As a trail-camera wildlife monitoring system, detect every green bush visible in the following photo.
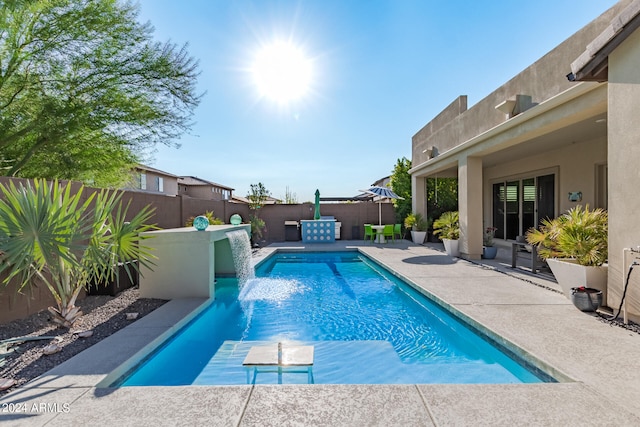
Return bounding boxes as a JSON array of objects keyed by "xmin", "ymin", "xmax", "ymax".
[{"xmin": 185, "ymin": 211, "xmax": 224, "ymax": 227}]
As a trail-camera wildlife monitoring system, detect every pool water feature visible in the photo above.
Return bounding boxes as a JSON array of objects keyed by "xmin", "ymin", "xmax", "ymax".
[
  {"xmin": 225, "ymin": 229, "xmax": 254, "ymax": 287},
  {"xmin": 117, "ymin": 252, "xmax": 548, "ymax": 386}
]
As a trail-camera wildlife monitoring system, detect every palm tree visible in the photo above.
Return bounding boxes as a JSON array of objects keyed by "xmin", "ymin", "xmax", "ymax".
[{"xmin": 0, "ymin": 179, "xmax": 156, "ymax": 327}]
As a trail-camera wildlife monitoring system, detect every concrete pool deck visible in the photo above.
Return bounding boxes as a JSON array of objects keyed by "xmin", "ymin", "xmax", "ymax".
[{"xmin": 2, "ymin": 240, "xmax": 640, "ymax": 426}]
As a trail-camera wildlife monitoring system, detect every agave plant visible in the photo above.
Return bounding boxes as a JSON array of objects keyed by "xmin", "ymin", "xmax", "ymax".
[
  {"xmin": 526, "ymin": 205, "xmax": 607, "ymax": 266},
  {"xmin": 0, "ymin": 179, "xmax": 156, "ymax": 328}
]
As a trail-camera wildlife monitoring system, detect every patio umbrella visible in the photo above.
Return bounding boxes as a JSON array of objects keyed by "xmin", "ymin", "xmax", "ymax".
[
  {"xmin": 359, "ymin": 186, "xmax": 404, "ymax": 225},
  {"xmin": 314, "ymin": 189, "xmax": 321, "ymax": 220}
]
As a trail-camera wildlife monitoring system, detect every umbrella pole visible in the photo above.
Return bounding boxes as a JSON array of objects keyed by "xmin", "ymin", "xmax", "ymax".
[{"xmin": 378, "ymin": 202, "xmax": 382, "ymax": 226}]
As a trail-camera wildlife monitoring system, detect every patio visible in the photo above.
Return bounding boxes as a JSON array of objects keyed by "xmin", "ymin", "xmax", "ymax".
[{"xmin": 1, "ymin": 240, "xmax": 639, "ymax": 426}]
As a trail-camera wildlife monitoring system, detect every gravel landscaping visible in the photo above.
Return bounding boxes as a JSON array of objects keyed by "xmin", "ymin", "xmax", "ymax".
[{"xmin": 0, "ymin": 287, "xmax": 167, "ymax": 395}]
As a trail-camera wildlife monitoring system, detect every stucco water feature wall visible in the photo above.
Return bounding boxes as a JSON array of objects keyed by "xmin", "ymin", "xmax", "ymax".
[{"xmin": 139, "ymin": 224, "xmax": 251, "ymax": 300}]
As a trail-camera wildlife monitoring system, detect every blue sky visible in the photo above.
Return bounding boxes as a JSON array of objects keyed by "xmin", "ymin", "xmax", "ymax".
[{"xmin": 136, "ymin": 0, "xmax": 618, "ymax": 202}]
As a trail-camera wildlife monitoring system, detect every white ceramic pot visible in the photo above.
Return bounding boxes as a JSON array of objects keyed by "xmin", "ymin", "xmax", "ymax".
[
  {"xmin": 411, "ymin": 231, "xmax": 427, "ymax": 244},
  {"xmin": 443, "ymin": 239, "xmax": 460, "ymax": 257}
]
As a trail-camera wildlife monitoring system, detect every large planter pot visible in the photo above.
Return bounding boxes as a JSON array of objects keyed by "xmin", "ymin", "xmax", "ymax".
[
  {"xmin": 482, "ymin": 246, "xmax": 498, "ymax": 259},
  {"xmin": 546, "ymin": 258, "xmax": 608, "ymax": 307},
  {"xmin": 410, "ymin": 230, "xmax": 427, "ymax": 244},
  {"xmin": 443, "ymin": 239, "xmax": 460, "ymax": 257}
]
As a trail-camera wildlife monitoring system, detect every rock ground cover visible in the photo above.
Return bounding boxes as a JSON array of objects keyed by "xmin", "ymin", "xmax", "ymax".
[{"xmin": 0, "ymin": 287, "xmax": 167, "ymax": 395}]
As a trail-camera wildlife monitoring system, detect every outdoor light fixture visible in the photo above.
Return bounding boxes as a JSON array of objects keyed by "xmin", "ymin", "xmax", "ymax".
[{"xmin": 568, "ymin": 191, "xmax": 583, "ymax": 202}]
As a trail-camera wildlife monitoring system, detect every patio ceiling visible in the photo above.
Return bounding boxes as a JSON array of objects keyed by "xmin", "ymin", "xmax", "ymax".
[{"xmin": 480, "ymin": 112, "xmax": 607, "ymax": 168}]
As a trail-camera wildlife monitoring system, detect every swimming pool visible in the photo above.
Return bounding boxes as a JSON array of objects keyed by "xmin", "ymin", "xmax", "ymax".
[{"xmin": 117, "ymin": 251, "xmax": 549, "ymax": 386}]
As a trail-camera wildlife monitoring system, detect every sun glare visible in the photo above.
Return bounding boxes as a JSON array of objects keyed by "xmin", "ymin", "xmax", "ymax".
[{"xmin": 251, "ymin": 41, "xmax": 312, "ymax": 104}]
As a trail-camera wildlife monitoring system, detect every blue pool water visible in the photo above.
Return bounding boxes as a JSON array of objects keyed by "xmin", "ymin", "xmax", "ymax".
[{"xmin": 118, "ymin": 251, "xmax": 547, "ymax": 385}]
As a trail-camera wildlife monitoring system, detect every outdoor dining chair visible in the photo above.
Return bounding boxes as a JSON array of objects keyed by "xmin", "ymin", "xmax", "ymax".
[
  {"xmin": 383, "ymin": 224, "xmax": 394, "ymax": 243},
  {"xmin": 364, "ymin": 224, "xmax": 375, "ymax": 243},
  {"xmin": 393, "ymin": 224, "xmax": 402, "ymax": 241}
]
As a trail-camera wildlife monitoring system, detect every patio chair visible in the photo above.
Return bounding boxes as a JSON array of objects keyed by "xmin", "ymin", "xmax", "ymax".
[
  {"xmin": 393, "ymin": 223, "xmax": 402, "ymax": 241},
  {"xmin": 383, "ymin": 224, "xmax": 394, "ymax": 243},
  {"xmin": 364, "ymin": 224, "xmax": 375, "ymax": 243}
]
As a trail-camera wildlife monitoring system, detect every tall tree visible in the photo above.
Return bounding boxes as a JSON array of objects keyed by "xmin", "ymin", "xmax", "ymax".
[
  {"xmin": 247, "ymin": 182, "xmax": 271, "ymax": 210},
  {"xmin": 390, "ymin": 157, "xmax": 412, "ymax": 226},
  {"xmin": 0, "ymin": 0, "xmax": 201, "ymax": 186}
]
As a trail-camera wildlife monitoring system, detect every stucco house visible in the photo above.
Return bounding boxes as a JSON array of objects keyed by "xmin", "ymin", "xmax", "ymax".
[
  {"xmin": 127, "ymin": 164, "xmax": 179, "ymax": 196},
  {"xmin": 178, "ymin": 176, "xmax": 234, "ymax": 201},
  {"xmin": 409, "ymin": 0, "xmax": 640, "ymax": 321}
]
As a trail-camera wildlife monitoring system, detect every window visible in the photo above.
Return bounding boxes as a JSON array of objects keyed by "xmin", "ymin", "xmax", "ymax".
[
  {"xmin": 492, "ymin": 173, "xmax": 555, "ymax": 240},
  {"xmin": 156, "ymin": 177, "xmax": 164, "ymax": 192},
  {"xmin": 140, "ymin": 173, "xmax": 146, "ymax": 190}
]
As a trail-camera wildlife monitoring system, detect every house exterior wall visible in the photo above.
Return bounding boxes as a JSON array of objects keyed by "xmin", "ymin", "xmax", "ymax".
[
  {"xmin": 411, "ymin": 2, "xmax": 628, "ymax": 167},
  {"xmin": 128, "ymin": 169, "xmax": 179, "ymax": 196},
  {"xmin": 183, "ymin": 185, "xmax": 214, "ymax": 200},
  {"xmin": 409, "ymin": 1, "xmax": 640, "ymax": 318},
  {"xmin": 607, "ymin": 26, "xmax": 640, "ymax": 320},
  {"xmin": 180, "ymin": 184, "xmax": 232, "ymax": 201},
  {"xmin": 482, "ymin": 135, "xmax": 607, "ymax": 225}
]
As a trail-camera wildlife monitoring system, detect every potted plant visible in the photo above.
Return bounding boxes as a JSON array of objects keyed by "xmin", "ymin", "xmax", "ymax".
[
  {"xmin": 482, "ymin": 226, "xmax": 498, "ymax": 259},
  {"xmin": 433, "ymin": 211, "xmax": 460, "ymax": 256},
  {"xmin": 526, "ymin": 205, "xmax": 608, "ymax": 305},
  {"xmin": 404, "ymin": 213, "xmax": 430, "ymax": 244}
]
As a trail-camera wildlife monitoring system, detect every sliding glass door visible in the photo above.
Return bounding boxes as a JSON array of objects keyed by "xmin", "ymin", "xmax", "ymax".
[{"xmin": 492, "ymin": 174, "xmax": 555, "ymax": 240}]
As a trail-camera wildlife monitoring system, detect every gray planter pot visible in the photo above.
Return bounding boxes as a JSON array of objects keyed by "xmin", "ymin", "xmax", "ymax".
[{"xmin": 570, "ymin": 287, "xmax": 603, "ymax": 312}]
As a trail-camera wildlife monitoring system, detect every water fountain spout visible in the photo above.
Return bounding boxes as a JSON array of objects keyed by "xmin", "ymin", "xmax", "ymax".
[{"xmin": 226, "ymin": 230, "xmax": 255, "ymax": 290}]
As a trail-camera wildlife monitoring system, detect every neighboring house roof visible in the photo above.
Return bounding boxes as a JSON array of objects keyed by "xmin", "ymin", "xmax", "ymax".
[
  {"xmin": 231, "ymin": 195, "xmax": 250, "ymax": 204},
  {"xmin": 136, "ymin": 164, "xmax": 179, "ymax": 178},
  {"xmin": 264, "ymin": 196, "xmax": 282, "ymax": 204},
  {"xmin": 569, "ymin": 0, "xmax": 640, "ymax": 82},
  {"xmin": 178, "ymin": 176, "xmax": 234, "ymax": 190},
  {"xmin": 232, "ymin": 195, "xmax": 282, "ymax": 204}
]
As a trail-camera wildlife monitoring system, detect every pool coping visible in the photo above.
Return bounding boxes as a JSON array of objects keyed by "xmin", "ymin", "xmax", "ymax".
[{"xmin": 2, "ymin": 240, "xmax": 640, "ymax": 426}]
